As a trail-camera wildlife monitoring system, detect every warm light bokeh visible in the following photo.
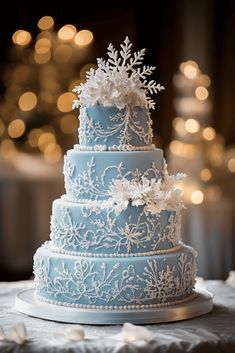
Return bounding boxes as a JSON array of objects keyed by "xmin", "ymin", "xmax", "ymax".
[
  {"xmin": 19, "ymin": 92, "xmax": 37, "ymax": 111},
  {"xmin": 8, "ymin": 119, "xmax": 25, "ymax": 138},
  {"xmin": 74, "ymin": 30, "xmax": 93, "ymax": 46},
  {"xmin": 58, "ymin": 25, "xmax": 76, "ymax": 41},
  {"xmin": 37, "ymin": 16, "xmax": 54, "ymax": 30},
  {"xmin": 191, "ymin": 190, "xmax": 204, "ymax": 204},
  {"xmin": 185, "ymin": 118, "xmax": 200, "ymax": 133},
  {"xmin": 12, "ymin": 30, "xmax": 31, "ymax": 46},
  {"xmin": 57, "ymin": 92, "xmax": 76, "ymax": 112}
]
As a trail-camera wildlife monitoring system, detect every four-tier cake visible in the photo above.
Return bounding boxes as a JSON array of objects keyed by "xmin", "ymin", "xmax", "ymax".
[{"xmin": 33, "ymin": 37, "xmax": 197, "ymax": 322}]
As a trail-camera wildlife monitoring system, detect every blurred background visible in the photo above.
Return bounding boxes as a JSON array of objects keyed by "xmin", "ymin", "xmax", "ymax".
[{"xmin": 0, "ymin": 0, "xmax": 234, "ymax": 281}]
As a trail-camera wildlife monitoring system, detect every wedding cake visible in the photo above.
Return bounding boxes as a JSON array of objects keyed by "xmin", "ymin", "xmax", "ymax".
[{"xmin": 33, "ymin": 37, "xmax": 197, "ymax": 322}]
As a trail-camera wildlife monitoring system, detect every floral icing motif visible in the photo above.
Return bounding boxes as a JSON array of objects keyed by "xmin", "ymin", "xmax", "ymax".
[
  {"xmin": 50, "ymin": 205, "xmax": 181, "ymax": 255},
  {"xmin": 63, "ymin": 155, "xmax": 162, "ymax": 201},
  {"xmin": 79, "ymin": 106, "xmax": 153, "ymax": 146},
  {"xmin": 34, "ymin": 252, "xmax": 196, "ymax": 306},
  {"xmin": 73, "ymin": 36, "xmax": 164, "ymax": 110},
  {"xmin": 109, "ymin": 160, "xmax": 186, "ymax": 215}
]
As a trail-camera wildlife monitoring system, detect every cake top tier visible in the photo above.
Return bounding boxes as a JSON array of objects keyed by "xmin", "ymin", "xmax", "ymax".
[{"xmin": 73, "ymin": 37, "xmax": 164, "ymax": 110}]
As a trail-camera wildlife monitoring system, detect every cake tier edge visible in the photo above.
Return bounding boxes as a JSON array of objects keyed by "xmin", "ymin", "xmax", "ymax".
[
  {"xmin": 50, "ymin": 198, "xmax": 182, "ymax": 255},
  {"xmin": 34, "ymin": 244, "xmax": 197, "ymax": 309}
]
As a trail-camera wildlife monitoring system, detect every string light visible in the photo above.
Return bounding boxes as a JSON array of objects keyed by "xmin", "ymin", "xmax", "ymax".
[
  {"xmin": 74, "ymin": 30, "xmax": 93, "ymax": 46},
  {"xmin": 195, "ymin": 86, "xmax": 209, "ymax": 100},
  {"xmin": 58, "ymin": 25, "xmax": 76, "ymax": 41},
  {"xmin": 227, "ymin": 158, "xmax": 235, "ymax": 172},
  {"xmin": 200, "ymin": 168, "xmax": 212, "ymax": 181},
  {"xmin": 12, "ymin": 30, "xmax": 31, "ymax": 46},
  {"xmin": 185, "ymin": 119, "xmax": 200, "ymax": 133},
  {"xmin": 57, "ymin": 92, "xmax": 76, "ymax": 112},
  {"xmin": 202, "ymin": 127, "xmax": 216, "ymax": 141},
  {"xmin": 8, "ymin": 119, "xmax": 25, "ymax": 138},
  {"xmin": 37, "ymin": 16, "xmax": 54, "ymax": 30},
  {"xmin": 19, "ymin": 92, "xmax": 37, "ymax": 111},
  {"xmin": 191, "ymin": 190, "xmax": 204, "ymax": 204}
]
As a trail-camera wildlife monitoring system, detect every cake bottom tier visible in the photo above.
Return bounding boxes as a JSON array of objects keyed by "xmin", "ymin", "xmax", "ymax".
[{"xmin": 34, "ymin": 244, "xmax": 197, "ymax": 309}]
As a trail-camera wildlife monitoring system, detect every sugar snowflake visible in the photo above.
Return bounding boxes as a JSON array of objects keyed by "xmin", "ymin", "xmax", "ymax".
[{"xmin": 73, "ymin": 36, "xmax": 164, "ymax": 110}]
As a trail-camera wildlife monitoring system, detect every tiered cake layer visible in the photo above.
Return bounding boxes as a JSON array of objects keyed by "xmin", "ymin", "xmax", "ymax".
[
  {"xmin": 78, "ymin": 105, "xmax": 153, "ymax": 149},
  {"xmin": 49, "ymin": 199, "xmax": 182, "ymax": 256},
  {"xmin": 63, "ymin": 149, "xmax": 163, "ymax": 201},
  {"xmin": 34, "ymin": 244, "xmax": 197, "ymax": 309}
]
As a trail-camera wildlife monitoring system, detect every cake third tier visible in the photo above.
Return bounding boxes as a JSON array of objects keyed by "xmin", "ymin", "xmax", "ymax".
[{"xmin": 49, "ymin": 198, "xmax": 182, "ymax": 256}]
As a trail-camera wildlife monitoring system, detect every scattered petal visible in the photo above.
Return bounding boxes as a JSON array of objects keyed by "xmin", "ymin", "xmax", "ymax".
[
  {"xmin": 64, "ymin": 325, "xmax": 85, "ymax": 341},
  {"xmin": 10, "ymin": 322, "xmax": 27, "ymax": 344}
]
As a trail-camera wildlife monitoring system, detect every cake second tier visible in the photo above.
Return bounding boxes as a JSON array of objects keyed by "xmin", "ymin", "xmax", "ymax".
[{"xmin": 64, "ymin": 148, "xmax": 163, "ymax": 201}]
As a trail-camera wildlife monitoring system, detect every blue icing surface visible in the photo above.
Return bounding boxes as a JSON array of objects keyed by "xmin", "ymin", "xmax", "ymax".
[
  {"xmin": 79, "ymin": 105, "xmax": 153, "ymax": 147},
  {"xmin": 34, "ymin": 245, "xmax": 196, "ymax": 307},
  {"xmin": 50, "ymin": 199, "xmax": 181, "ymax": 255},
  {"xmin": 64, "ymin": 149, "xmax": 163, "ymax": 200}
]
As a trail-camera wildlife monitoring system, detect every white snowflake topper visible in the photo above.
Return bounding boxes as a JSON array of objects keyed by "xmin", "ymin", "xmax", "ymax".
[{"xmin": 73, "ymin": 36, "xmax": 164, "ymax": 110}]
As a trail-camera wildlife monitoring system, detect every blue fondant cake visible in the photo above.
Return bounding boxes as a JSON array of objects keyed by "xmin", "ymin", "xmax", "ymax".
[{"xmin": 33, "ymin": 37, "xmax": 197, "ymax": 320}]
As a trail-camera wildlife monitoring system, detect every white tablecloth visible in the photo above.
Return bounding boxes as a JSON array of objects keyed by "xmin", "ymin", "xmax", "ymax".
[{"xmin": 0, "ymin": 280, "xmax": 235, "ymax": 352}]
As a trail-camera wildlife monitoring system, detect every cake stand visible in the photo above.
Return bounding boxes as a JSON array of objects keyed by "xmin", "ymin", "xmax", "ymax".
[{"xmin": 15, "ymin": 287, "xmax": 213, "ymax": 324}]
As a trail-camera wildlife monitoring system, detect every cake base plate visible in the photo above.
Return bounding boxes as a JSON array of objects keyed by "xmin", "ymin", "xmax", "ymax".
[{"xmin": 15, "ymin": 287, "xmax": 213, "ymax": 324}]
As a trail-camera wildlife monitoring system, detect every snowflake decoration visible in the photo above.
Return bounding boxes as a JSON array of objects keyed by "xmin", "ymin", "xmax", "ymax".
[{"xmin": 73, "ymin": 36, "xmax": 164, "ymax": 110}]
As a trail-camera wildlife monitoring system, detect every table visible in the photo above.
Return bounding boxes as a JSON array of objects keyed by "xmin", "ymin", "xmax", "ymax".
[{"xmin": 0, "ymin": 280, "xmax": 235, "ymax": 352}]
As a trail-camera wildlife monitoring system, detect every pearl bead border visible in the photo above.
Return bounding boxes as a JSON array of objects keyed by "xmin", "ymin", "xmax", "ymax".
[
  {"xmin": 74, "ymin": 144, "xmax": 156, "ymax": 152},
  {"xmin": 44, "ymin": 241, "xmax": 184, "ymax": 258},
  {"xmin": 36, "ymin": 291, "xmax": 198, "ymax": 310}
]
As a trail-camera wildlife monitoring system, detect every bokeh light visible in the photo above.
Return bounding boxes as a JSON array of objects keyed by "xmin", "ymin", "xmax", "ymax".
[
  {"xmin": 195, "ymin": 86, "xmax": 209, "ymax": 100},
  {"xmin": 202, "ymin": 127, "xmax": 216, "ymax": 141},
  {"xmin": 60, "ymin": 114, "xmax": 78, "ymax": 134},
  {"xmin": 200, "ymin": 168, "xmax": 212, "ymax": 181},
  {"xmin": 199, "ymin": 74, "xmax": 211, "ymax": 87},
  {"xmin": 8, "ymin": 119, "xmax": 25, "ymax": 138},
  {"xmin": 38, "ymin": 132, "xmax": 56, "ymax": 151},
  {"xmin": 74, "ymin": 30, "xmax": 93, "ymax": 46},
  {"xmin": 19, "ymin": 92, "xmax": 37, "ymax": 111},
  {"xmin": 28, "ymin": 128, "xmax": 43, "ymax": 147},
  {"xmin": 34, "ymin": 51, "xmax": 51, "ymax": 64},
  {"xmin": 54, "ymin": 44, "xmax": 73, "ymax": 63},
  {"xmin": 181, "ymin": 61, "xmax": 198, "ymax": 79},
  {"xmin": 12, "ymin": 30, "xmax": 31, "ymax": 46},
  {"xmin": 185, "ymin": 118, "xmax": 200, "ymax": 133},
  {"xmin": 0, "ymin": 139, "xmax": 16, "ymax": 159},
  {"xmin": 57, "ymin": 92, "xmax": 76, "ymax": 112},
  {"xmin": 0, "ymin": 119, "xmax": 5, "ymax": 136},
  {"xmin": 58, "ymin": 25, "xmax": 76, "ymax": 41},
  {"xmin": 35, "ymin": 38, "xmax": 51, "ymax": 54},
  {"xmin": 191, "ymin": 190, "xmax": 204, "ymax": 204},
  {"xmin": 227, "ymin": 158, "xmax": 235, "ymax": 172},
  {"xmin": 44, "ymin": 143, "xmax": 62, "ymax": 163},
  {"xmin": 172, "ymin": 117, "xmax": 187, "ymax": 136},
  {"xmin": 37, "ymin": 16, "xmax": 54, "ymax": 30}
]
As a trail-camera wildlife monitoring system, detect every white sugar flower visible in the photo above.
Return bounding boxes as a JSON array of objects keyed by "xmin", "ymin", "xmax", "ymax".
[{"xmin": 73, "ymin": 36, "xmax": 164, "ymax": 110}]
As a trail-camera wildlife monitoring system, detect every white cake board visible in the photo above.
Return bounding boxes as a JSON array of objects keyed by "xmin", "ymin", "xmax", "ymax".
[{"xmin": 15, "ymin": 287, "xmax": 213, "ymax": 325}]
